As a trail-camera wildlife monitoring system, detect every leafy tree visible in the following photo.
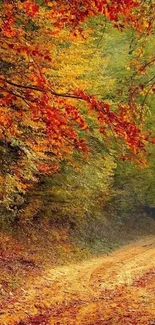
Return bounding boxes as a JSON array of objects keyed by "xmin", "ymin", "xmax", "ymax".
[
  {"xmin": 0, "ymin": 0, "xmax": 154, "ymax": 217},
  {"xmin": 18, "ymin": 142, "xmax": 116, "ymax": 227}
]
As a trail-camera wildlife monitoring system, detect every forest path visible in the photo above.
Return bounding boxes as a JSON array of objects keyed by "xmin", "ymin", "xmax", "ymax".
[{"xmin": 0, "ymin": 235, "xmax": 155, "ymax": 324}]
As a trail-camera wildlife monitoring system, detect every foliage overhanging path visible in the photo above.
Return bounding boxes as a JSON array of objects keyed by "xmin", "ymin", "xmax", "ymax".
[{"xmin": 0, "ymin": 0, "xmax": 155, "ymax": 215}]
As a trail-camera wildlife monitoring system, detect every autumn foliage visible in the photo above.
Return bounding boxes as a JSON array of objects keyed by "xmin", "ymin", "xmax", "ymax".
[{"xmin": 0, "ymin": 0, "xmax": 155, "ymax": 209}]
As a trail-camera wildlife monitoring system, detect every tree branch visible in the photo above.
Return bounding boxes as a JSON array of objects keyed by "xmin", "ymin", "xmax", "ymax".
[{"xmin": 0, "ymin": 78, "xmax": 85, "ymax": 101}]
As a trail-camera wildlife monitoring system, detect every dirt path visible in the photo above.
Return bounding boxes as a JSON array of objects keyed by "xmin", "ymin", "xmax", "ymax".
[{"xmin": 0, "ymin": 236, "xmax": 155, "ymax": 325}]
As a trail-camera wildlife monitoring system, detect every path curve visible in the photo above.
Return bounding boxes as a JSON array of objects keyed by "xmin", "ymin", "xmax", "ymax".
[{"xmin": 0, "ymin": 235, "xmax": 155, "ymax": 324}]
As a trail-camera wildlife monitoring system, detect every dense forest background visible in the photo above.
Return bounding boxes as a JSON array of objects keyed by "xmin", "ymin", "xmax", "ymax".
[
  {"xmin": 0, "ymin": 0, "xmax": 155, "ymax": 264},
  {"xmin": 1, "ymin": 3, "xmax": 155, "ymax": 324}
]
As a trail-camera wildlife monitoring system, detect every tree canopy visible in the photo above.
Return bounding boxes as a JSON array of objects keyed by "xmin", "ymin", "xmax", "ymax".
[{"xmin": 0, "ymin": 0, "xmax": 155, "ymax": 213}]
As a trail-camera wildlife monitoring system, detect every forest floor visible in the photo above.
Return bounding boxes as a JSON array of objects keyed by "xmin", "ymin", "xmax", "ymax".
[{"xmin": 0, "ymin": 235, "xmax": 155, "ymax": 325}]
